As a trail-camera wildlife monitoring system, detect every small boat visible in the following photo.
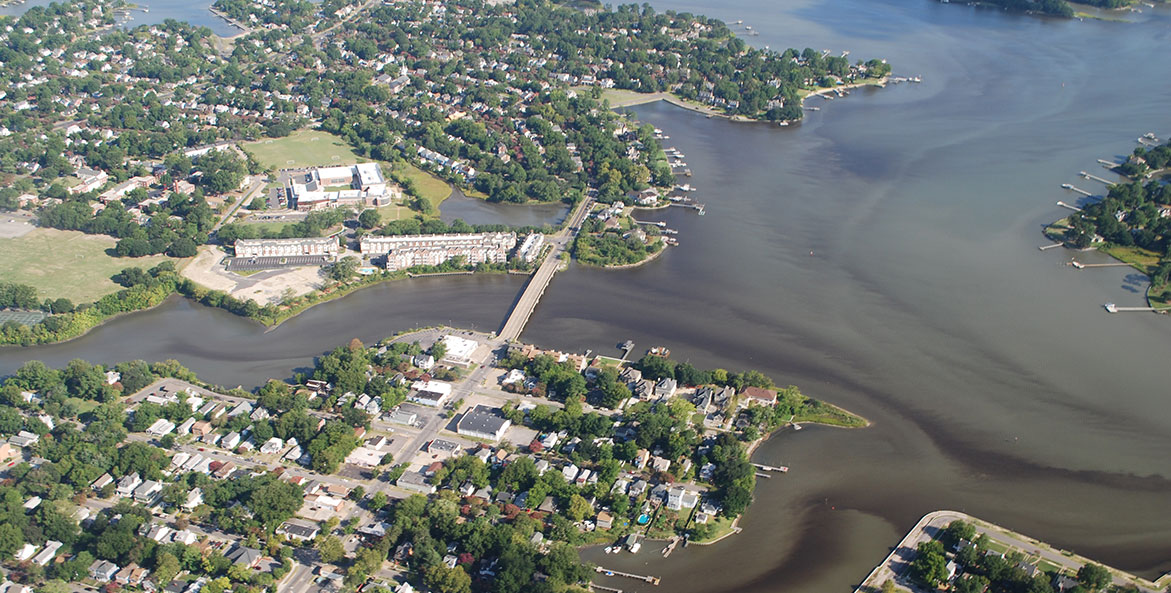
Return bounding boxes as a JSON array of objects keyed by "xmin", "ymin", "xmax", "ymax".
[
  {"xmin": 620, "ymin": 340, "xmax": 634, "ymax": 350},
  {"xmin": 1104, "ymin": 303, "xmax": 1117, "ymax": 313},
  {"xmin": 649, "ymin": 346, "xmax": 671, "ymax": 357}
]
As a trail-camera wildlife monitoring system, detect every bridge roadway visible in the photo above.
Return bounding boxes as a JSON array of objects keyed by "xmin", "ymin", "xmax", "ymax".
[{"xmin": 497, "ymin": 197, "xmax": 594, "ymax": 341}]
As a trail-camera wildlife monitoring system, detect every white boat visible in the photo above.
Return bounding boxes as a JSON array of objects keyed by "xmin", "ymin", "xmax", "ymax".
[{"xmin": 1104, "ymin": 303, "xmax": 1117, "ymax": 313}]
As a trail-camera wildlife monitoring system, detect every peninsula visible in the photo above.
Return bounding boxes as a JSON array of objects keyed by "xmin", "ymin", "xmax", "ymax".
[
  {"xmin": 857, "ymin": 510, "xmax": 1171, "ymax": 593},
  {"xmin": 0, "ymin": 328, "xmax": 866, "ymax": 593},
  {"xmin": 1045, "ymin": 135, "xmax": 1171, "ymax": 310}
]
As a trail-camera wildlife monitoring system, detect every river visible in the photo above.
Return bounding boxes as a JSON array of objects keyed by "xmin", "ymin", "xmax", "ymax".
[{"xmin": 4, "ymin": 0, "xmax": 1171, "ymax": 591}]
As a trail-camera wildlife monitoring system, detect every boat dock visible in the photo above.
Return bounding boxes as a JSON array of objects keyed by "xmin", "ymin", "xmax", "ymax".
[
  {"xmin": 595, "ymin": 567, "xmax": 661, "ymax": 585},
  {"xmin": 1098, "ymin": 159, "xmax": 1122, "ymax": 168},
  {"xmin": 1104, "ymin": 303, "xmax": 1171, "ymax": 313},
  {"xmin": 589, "ymin": 585, "xmax": 624, "ymax": 593},
  {"xmin": 752, "ymin": 463, "xmax": 789, "ymax": 473},
  {"xmin": 1070, "ymin": 261, "xmax": 1131, "ymax": 269},
  {"xmin": 1038, "ymin": 243, "xmax": 1064, "ymax": 251},
  {"xmin": 662, "ymin": 536, "xmax": 681, "ymax": 558},
  {"xmin": 632, "ymin": 219, "xmax": 666, "ymax": 227},
  {"xmin": 1056, "ymin": 201, "xmax": 1083, "ymax": 212},
  {"xmin": 1061, "ymin": 183, "xmax": 1093, "ymax": 197},
  {"xmin": 669, "ymin": 202, "xmax": 705, "ymax": 214},
  {"xmin": 1079, "ymin": 171, "xmax": 1114, "ymax": 185}
]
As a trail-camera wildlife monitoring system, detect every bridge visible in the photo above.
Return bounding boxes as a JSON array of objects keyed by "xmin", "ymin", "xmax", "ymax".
[{"xmin": 497, "ymin": 197, "xmax": 594, "ymax": 341}]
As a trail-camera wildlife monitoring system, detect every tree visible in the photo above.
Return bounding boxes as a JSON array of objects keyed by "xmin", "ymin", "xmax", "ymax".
[
  {"xmin": 565, "ymin": 494, "xmax": 592, "ymax": 521},
  {"xmin": 1077, "ymin": 564, "xmax": 1111, "ymax": 591},
  {"xmin": 329, "ymin": 256, "xmax": 359, "ymax": 281},
  {"xmin": 358, "ymin": 209, "xmax": 381, "ymax": 229},
  {"xmin": 910, "ymin": 541, "xmax": 948, "ymax": 588},
  {"xmin": 423, "ymin": 565, "xmax": 472, "ymax": 593},
  {"xmin": 316, "ymin": 535, "xmax": 344, "ymax": 564},
  {"xmin": 153, "ymin": 552, "xmax": 180, "ymax": 584},
  {"xmin": 942, "ymin": 520, "xmax": 976, "ymax": 548},
  {"xmin": 881, "ymin": 579, "xmax": 896, "ymax": 593}
]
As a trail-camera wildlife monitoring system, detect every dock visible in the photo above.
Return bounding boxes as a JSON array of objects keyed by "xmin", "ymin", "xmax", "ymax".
[
  {"xmin": 595, "ymin": 567, "xmax": 661, "ymax": 585},
  {"xmin": 1061, "ymin": 183, "xmax": 1093, "ymax": 197},
  {"xmin": 589, "ymin": 586, "xmax": 624, "ymax": 593},
  {"xmin": 1098, "ymin": 159, "xmax": 1122, "ymax": 168},
  {"xmin": 669, "ymin": 202, "xmax": 705, "ymax": 214},
  {"xmin": 755, "ymin": 472, "xmax": 771, "ymax": 478},
  {"xmin": 752, "ymin": 463, "xmax": 789, "ymax": 473},
  {"xmin": 631, "ymin": 219, "xmax": 666, "ymax": 227},
  {"xmin": 662, "ymin": 536, "xmax": 681, "ymax": 558},
  {"xmin": 1056, "ymin": 201, "xmax": 1082, "ymax": 212},
  {"xmin": 1104, "ymin": 303, "xmax": 1171, "ymax": 313},
  {"xmin": 1038, "ymin": 243, "xmax": 1064, "ymax": 251},
  {"xmin": 1079, "ymin": 171, "xmax": 1114, "ymax": 185},
  {"xmin": 1070, "ymin": 261, "xmax": 1131, "ymax": 269}
]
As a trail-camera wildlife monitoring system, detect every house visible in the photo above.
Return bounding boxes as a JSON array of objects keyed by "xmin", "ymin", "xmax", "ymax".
[
  {"xmin": 170, "ymin": 529, "xmax": 198, "ymax": 545},
  {"xmin": 32, "ymin": 540, "xmax": 62, "ymax": 566},
  {"xmin": 634, "ymin": 449, "xmax": 650, "ymax": 470},
  {"xmin": 225, "ymin": 545, "xmax": 263, "ymax": 568},
  {"xmin": 91, "ymin": 473, "xmax": 114, "ymax": 491},
  {"xmin": 89, "ymin": 560, "xmax": 119, "ymax": 582},
  {"xmin": 277, "ymin": 520, "xmax": 320, "ymax": 542},
  {"xmin": 221, "ymin": 432, "xmax": 241, "ymax": 450},
  {"xmin": 176, "ymin": 418, "xmax": 196, "ymax": 435},
  {"xmin": 413, "ymin": 354, "xmax": 435, "ymax": 371},
  {"xmin": 396, "ymin": 471, "xmax": 436, "ymax": 495},
  {"xmin": 456, "ymin": 406, "xmax": 512, "ymax": 441},
  {"xmin": 654, "ymin": 378, "xmax": 677, "ymax": 399},
  {"xmin": 116, "ymin": 472, "xmax": 143, "ymax": 497},
  {"xmin": 14, "ymin": 543, "xmax": 37, "ymax": 562},
  {"xmin": 115, "ymin": 563, "xmax": 149, "ymax": 586},
  {"xmin": 23, "ymin": 496, "xmax": 42, "ymax": 511},
  {"xmin": 9, "ymin": 431, "xmax": 39, "ymax": 448},
  {"xmin": 596, "ymin": 511, "xmax": 614, "ymax": 529},
  {"xmin": 146, "ymin": 418, "xmax": 176, "ymax": 436},
  {"xmin": 190, "ymin": 420, "xmax": 213, "ymax": 437},
  {"xmin": 741, "ymin": 386, "xmax": 778, "ymax": 405},
  {"xmin": 666, "ymin": 487, "xmax": 700, "ymax": 511},
  {"xmin": 1053, "ymin": 575, "xmax": 1080, "ymax": 593},
  {"xmin": 260, "ymin": 437, "xmax": 284, "ymax": 454},
  {"xmin": 181, "ymin": 489, "xmax": 202, "ymax": 510},
  {"xmin": 0, "ymin": 442, "xmax": 14, "ymax": 462},
  {"xmin": 133, "ymin": 480, "xmax": 164, "ymax": 505}
]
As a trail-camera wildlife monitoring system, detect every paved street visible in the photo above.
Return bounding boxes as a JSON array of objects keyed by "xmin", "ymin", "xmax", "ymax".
[{"xmin": 856, "ymin": 510, "xmax": 1163, "ymax": 593}]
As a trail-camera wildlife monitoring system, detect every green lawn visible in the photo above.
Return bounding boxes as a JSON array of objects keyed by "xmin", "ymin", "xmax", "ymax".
[
  {"xmin": 0, "ymin": 228, "xmax": 175, "ymax": 303},
  {"xmin": 242, "ymin": 129, "xmax": 367, "ymax": 171},
  {"xmin": 1100, "ymin": 244, "xmax": 1160, "ymax": 274},
  {"xmin": 401, "ymin": 162, "xmax": 453, "ymax": 208}
]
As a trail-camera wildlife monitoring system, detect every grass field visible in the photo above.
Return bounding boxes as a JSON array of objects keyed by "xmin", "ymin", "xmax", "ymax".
[
  {"xmin": 401, "ymin": 162, "xmax": 452, "ymax": 207},
  {"xmin": 0, "ymin": 228, "xmax": 175, "ymax": 303},
  {"xmin": 242, "ymin": 129, "xmax": 367, "ymax": 171}
]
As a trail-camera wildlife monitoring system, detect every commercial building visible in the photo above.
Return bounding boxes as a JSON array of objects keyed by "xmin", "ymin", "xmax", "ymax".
[
  {"xmin": 359, "ymin": 232, "xmax": 517, "ymax": 271},
  {"xmin": 456, "ymin": 406, "xmax": 511, "ymax": 441},
  {"xmin": 440, "ymin": 335, "xmax": 478, "ymax": 363},
  {"xmin": 409, "ymin": 380, "xmax": 452, "ymax": 407},
  {"xmin": 233, "ymin": 237, "xmax": 341, "ymax": 258},
  {"xmin": 286, "ymin": 163, "xmax": 400, "ymax": 211}
]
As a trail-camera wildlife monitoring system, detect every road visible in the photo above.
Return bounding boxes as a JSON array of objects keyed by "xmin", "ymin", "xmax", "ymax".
[
  {"xmin": 213, "ymin": 176, "xmax": 267, "ymax": 232},
  {"xmin": 497, "ymin": 197, "xmax": 593, "ymax": 341},
  {"xmin": 855, "ymin": 510, "xmax": 1163, "ymax": 593}
]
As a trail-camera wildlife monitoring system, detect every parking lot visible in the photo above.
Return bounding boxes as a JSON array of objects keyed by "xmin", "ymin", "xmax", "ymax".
[{"xmin": 225, "ymin": 255, "xmax": 334, "ymax": 271}]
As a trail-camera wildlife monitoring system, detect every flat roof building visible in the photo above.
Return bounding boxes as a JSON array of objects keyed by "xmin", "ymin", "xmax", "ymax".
[
  {"xmin": 360, "ymin": 233, "xmax": 517, "ymax": 271},
  {"xmin": 234, "ymin": 237, "xmax": 340, "ymax": 258},
  {"xmin": 456, "ymin": 406, "xmax": 512, "ymax": 441}
]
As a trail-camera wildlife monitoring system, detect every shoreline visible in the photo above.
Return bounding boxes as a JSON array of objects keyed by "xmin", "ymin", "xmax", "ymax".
[
  {"xmin": 582, "ymin": 242, "xmax": 669, "ymax": 270},
  {"xmin": 855, "ymin": 510, "xmax": 1171, "ymax": 593}
]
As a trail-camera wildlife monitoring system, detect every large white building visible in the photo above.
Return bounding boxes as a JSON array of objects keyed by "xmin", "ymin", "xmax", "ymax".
[
  {"xmin": 360, "ymin": 232, "xmax": 517, "ymax": 271},
  {"xmin": 234, "ymin": 237, "xmax": 341, "ymax": 258},
  {"xmin": 286, "ymin": 163, "xmax": 400, "ymax": 211},
  {"xmin": 515, "ymin": 233, "xmax": 545, "ymax": 263}
]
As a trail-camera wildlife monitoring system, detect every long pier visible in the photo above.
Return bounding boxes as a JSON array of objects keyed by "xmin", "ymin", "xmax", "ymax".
[
  {"xmin": 1098, "ymin": 159, "xmax": 1122, "ymax": 168},
  {"xmin": 1056, "ymin": 201, "xmax": 1082, "ymax": 212},
  {"xmin": 1061, "ymin": 183, "xmax": 1093, "ymax": 197},
  {"xmin": 1038, "ymin": 243, "xmax": 1064, "ymax": 251},
  {"xmin": 589, "ymin": 585, "xmax": 624, "ymax": 593},
  {"xmin": 497, "ymin": 198, "xmax": 593, "ymax": 341},
  {"xmin": 595, "ymin": 567, "xmax": 661, "ymax": 585},
  {"xmin": 1079, "ymin": 171, "xmax": 1114, "ymax": 185},
  {"xmin": 1104, "ymin": 303, "xmax": 1171, "ymax": 313},
  {"xmin": 752, "ymin": 462, "xmax": 789, "ymax": 473},
  {"xmin": 1070, "ymin": 261, "xmax": 1131, "ymax": 269}
]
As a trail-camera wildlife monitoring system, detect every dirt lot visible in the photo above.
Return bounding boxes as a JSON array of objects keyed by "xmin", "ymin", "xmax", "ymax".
[
  {"xmin": 0, "ymin": 212, "xmax": 36, "ymax": 238},
  {"xmin": 181, "ymin": 245, "xmax": 328, "ymax": 305}
]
